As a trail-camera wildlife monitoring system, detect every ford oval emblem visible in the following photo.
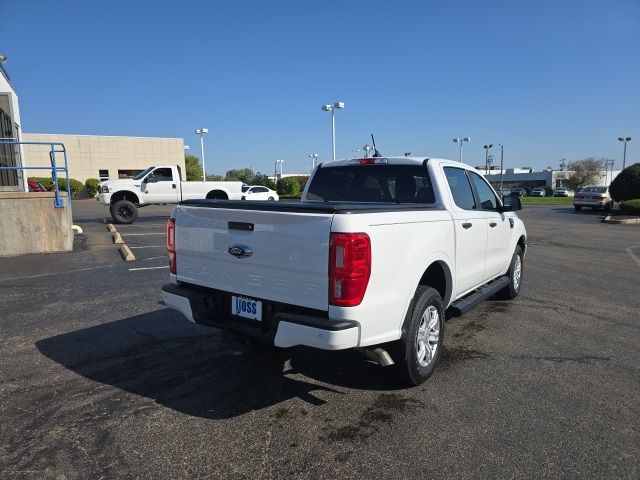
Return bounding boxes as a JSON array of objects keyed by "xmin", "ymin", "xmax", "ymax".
[{"xmin": 228, "ymin": 244, "xmax": 253, "ymax": 258}]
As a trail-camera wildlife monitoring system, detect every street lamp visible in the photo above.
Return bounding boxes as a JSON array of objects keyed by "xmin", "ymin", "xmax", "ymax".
[
  {"xmin": 308, "ymin": 153, "xmax": 319, "ymax": 169},
  {"xmin": 184, "ymin": 145, "xmax": 190, "ymax": 151},
  {"xmin": 352, "ymin": 148, "xmax": 361, "ymax": 158},
  {"xmin": 483, "ymin": 144, "xmax": 494, "ymax": 175},
  {"xmin": 363, "ymin": 145, "xmax": 373, "ymax": 158},
  {"xmin": 194, "ymin": 128, "xmax": 208, "ymax": 181},
  {"xmin": 274, "ymin": 159, "xmax": 284, "ymax": 184},
  {"xmin": 618, "ymin": 136, "xmax": 632, "ymax": 169},
  {"xmin": 452, "ymin": 137, "xmax": 471, "ymax": 162},
  {"xmin": 498, "ymin": 144, "xmax": 504, "ymax": 194},
  {"xmin": 321, "ymin": 101, "xmax": 345, "ymax": 161},
  {"xmin": 604, "ymin": 158, "xmax": 615, "ymax": 185}
]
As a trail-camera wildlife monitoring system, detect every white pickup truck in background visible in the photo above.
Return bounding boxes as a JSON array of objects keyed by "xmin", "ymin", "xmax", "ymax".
[
  {"xmin": 97, "ymin": 164, "xmax": 244, "ymax": 223},
  {"xmin": 162, "ymin": 156, "xmax": 527, "ymax": 385}
]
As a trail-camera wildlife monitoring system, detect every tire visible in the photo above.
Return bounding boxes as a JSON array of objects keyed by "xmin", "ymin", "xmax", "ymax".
[
  {"xmin": 497, "ymin": 245, "xmax": 523, "ymax": 300},
  {"xmin": 268, "ymin": 196, "xmax": 274, "ymax": 201},
  {"xmin": 110, "ymin": 199, "xmax": 138, "ymax": 224},
  {"xmin": 574, "ymin": 205, "xmax": 582, "ymax": 211},
  {"xmin": 392, "ymin": 286, "xmax": 445, "ymax": 386}
]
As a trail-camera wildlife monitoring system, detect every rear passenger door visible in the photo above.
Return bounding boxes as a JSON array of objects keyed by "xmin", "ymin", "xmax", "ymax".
[
  {"xmin": 443, "ymin": 167, "xmax": 488, "ymax": 297},
  {"xmin": 467, "ymin": 172, "xmax": 513, "ymax": 279}
]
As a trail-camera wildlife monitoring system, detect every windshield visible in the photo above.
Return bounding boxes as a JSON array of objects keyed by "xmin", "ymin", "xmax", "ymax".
[
  {"xmin": 580, "ymin": 187, "xmax": 607, "ymax": 193},
  {"xmin": 134, "ymin": 166, "xmax": 155, "ymax": 180},
  {"xmin": 306, "ymin": 164, "xmax": 435, "ymax": 203}
]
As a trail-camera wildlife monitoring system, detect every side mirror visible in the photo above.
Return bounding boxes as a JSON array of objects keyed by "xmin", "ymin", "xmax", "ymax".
[{"xmin": 500, "ymin": 195, "xmax": 522, "ymax": 212}]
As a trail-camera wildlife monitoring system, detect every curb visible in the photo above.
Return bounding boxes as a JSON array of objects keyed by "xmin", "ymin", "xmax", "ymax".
[
  {"xmin": 118, "ymin": 244, "xmax": 136, "ymax": 262},
  {"xmin": 105, "ymin": 223, "xmax": 137, "ymax": 261},
  {"xmin": 603, "ymin": 215, "xmax": 640, "ymax": 225}
]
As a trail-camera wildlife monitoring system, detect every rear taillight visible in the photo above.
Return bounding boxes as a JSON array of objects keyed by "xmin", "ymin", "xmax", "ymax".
[
  {"xmin": 329, "ymin": 233, "xmax": 371, "ymax": 307},
  {"xmin": 166, "ymin": 218, "xmax": 176, "ymax": 274}
]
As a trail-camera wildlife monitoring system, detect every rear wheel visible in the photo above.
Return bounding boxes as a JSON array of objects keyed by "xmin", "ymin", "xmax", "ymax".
[
  {"xmin": 392, "ymin": 286, "xmax": 445, "ymax": 386},
  {"xmin": 110, "ymin": 199, "xmax": 138, "ymax": 224},
  {"xmin": 268, "ymin": 196, "xmax": 274, "ymax": 201},
  {"xmin": 498, "ymin": 245, "xmax": 523, "ymax": 300}
]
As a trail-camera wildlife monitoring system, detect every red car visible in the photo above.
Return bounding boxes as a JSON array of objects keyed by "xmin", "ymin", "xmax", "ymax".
[{"xmin": 27, "ymin": 179, "xmax": 47, "ymax": 192}]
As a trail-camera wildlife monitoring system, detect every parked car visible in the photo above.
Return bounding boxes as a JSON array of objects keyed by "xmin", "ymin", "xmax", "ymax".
[
  {"xmin": 573, "ymin": 186, "xmax": 612, "ymax": 211},
  {"xmin": 554, "ymin": 187, "xmax": 570, "ymax": 197},
  {"xmin": 162, "ymin": 156, "xmax": 527, "ymax": 386},
  {"xmin": 511, "ymin": 187, "xmax": 526, "ymax": 197},
  {"xmin": 241, "ymin": 185, "xmax": 279, "ymax": 201},
  {"xmin": 530, "ymin": 187, "xmax": 546, "ymax": 197},
  {"xmin": 495, "ymin": 187, "xmax": 511, "ymax": 197},
  {"xmin": 27, "ymin": 179, "xmax": 46, "ymax": 192}
]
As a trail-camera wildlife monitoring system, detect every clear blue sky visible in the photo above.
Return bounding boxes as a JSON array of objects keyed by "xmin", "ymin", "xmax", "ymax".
[{"xmin": 3, "ymin": 0, "xmax": 639, "ymax": 175}]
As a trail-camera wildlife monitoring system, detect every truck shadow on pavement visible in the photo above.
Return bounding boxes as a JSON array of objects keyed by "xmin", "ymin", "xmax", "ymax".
[{"xmin": 35, "ymin": 310, "xmax": 405, "ymax": 420}]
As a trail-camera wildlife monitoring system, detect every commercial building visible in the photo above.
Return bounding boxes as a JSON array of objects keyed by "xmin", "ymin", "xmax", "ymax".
[
  {"xmin": 0, "ymin": 58, "xmax": 26, "ymax": 192},
  {"xmin": 22, "ymin": 133, "xmax": 185, "ymax": 183},
  {"xmin": 480, "ymin": 167, "xmax": 621, "ymax": 190}
]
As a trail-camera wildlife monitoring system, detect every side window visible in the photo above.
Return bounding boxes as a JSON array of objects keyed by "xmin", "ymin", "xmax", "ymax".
[
  {"xmin": 444, "ymin": 167, "xmax": 476, "ymax": 210},
  {"xmin": 468, "ymin": 172, "xmax": 498, "ymax": 210},
  {"xmin": 256, "ymin": 187, "xmax": 268, "ymax": 193},
  {"xmin": 152, "ymin": 168, "xmax": 173, "ymax": 182}
]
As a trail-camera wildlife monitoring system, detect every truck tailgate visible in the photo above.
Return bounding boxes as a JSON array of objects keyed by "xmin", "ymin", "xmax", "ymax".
[{"xmin": 174, "ymin": 204, "xmax": 333, "ymax": 311}]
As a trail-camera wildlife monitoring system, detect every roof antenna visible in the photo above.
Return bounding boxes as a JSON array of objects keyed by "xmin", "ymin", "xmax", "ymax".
[{"xmin": 371, "ymin": 133, "xmax": 382, "ymax": 157}]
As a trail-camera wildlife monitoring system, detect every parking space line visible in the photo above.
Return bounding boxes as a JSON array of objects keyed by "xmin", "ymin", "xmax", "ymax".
[
  {"xmin": 128, "ymin": 266, "xmax": 170, "ymax": 271},
  {"xmin": 129, "ymin": 245, "xmax": 164, "ymax": 249},
  {"xmin": 121, "ymin": 233, "xmax": 165, "ymax": 236}
]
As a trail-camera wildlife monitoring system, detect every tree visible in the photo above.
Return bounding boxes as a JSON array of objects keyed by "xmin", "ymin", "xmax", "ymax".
[
  {"xmin": 225, "ymin": 168, "xmax": 254, "ymax": 184},
  {"xmin": 609, "ymin": 163, "xmax": 640, "ymax": 202},
  {"xmin": 277, "ymin": 177, "xmax": 301, "ymax": 196},
  {"xmin": 251, "ymin": 173, "xmax": 276, "ymax": 190},
  {"xmin": 559, "ymin": 158, "xmax": 605, "ymax": 192},
  {"xmin": 184, "ymin": 155, "xmax": 203, "ymax": 181},
  {"xmin": 206, "ymin": 174, "xmax": 224, "ymax": 181}
]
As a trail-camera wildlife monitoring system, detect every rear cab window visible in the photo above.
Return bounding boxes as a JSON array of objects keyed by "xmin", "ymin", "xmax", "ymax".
[{"xmin": 306, "ymin": 164, "xmax": 435, "ymax": 204}]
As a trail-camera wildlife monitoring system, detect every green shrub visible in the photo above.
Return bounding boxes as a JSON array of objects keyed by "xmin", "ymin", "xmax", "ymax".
[
  {"xmin": 544, "ymin": 187, "xmax": 554, "ymax": 197},
  {"xmin": 279, "ymin": 194, "xmax": 302, "ymax": 200},
  {"xmin": 85, "ymin": 178, "xmax": 100, "ymax": 197},
  {"xmin": 609, "ymin": 163, "xmax": 640, "ymax": 202},
  {"xmin": 619, "ymin": 199, "xmax": 640, "ymax": 215},
  {"xmin": 276, "ymin": 177, "xmax": 301, "ymax": 196},
  {"xmin": 58, "ymin": 178, "xmax": 84, "ymax": 198}
]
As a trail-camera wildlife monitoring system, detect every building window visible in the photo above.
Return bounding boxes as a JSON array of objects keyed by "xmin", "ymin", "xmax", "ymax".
[{"xmin": 99, "ymin": 169, "xmax": 109, "ymax": 181}]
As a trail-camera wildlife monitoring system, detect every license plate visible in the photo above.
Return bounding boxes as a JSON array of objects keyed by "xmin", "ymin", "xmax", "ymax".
[{"xmin": 231, "ymin": 296, "xmax": 262, "ymax": 321}]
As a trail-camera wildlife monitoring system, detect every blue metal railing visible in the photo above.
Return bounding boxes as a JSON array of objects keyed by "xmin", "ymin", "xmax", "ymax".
[{"xmin": 0, "ymin": 140, "xmax": 70, "ymax": 208}]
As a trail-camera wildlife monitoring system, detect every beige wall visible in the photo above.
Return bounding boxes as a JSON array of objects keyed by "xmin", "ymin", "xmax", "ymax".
[{"xmin": 21, "ymin": 133, "xmax": 185, "ymax": 183}]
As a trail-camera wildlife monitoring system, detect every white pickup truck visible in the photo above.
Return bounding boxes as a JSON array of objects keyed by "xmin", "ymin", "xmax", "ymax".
[
  {"xmin": 97, "ymin": 165, "xmax": 244, "ymax": 223},
  {"xmin": 162, "ymin": 157, "xmax": 527, "ymax": 385}
]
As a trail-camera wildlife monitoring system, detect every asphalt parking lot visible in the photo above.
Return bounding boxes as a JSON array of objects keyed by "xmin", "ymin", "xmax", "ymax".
[{"xmin": 1, "ymin": 200, "xmax": 639, "ymax": 479}]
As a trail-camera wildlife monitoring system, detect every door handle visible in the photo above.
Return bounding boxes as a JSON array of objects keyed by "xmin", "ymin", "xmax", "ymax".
[
  {"xmin": 489, "ymin": 222, "xmax": 497, "ymax": 228},
  {"xmin": 172, "ymin": 183, "xmax": 176, "ymax": 189},
  {"xmin": 462, "ymin": 222, "xmax": 472, "ymax": 229}
]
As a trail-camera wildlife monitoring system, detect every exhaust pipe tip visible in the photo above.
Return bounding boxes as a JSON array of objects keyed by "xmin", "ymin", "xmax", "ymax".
[{"xmin": 358, "ymin": 347, "xmax": 395, "ymax": 367}]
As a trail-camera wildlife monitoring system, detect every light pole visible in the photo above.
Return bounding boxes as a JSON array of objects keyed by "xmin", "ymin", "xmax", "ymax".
[
  {"xmin": 194, "ymin": 128, "xmax": 208, "ymax": 181},
  {"xmin": 308, "ymin": 153, "xmax": 319, "ymax": 170},
  {"xmin": 274, "ymin": 159, "xmax": 284, "ymax": 185},
  {"xmin": 483, "ymin": 144, "xmax": 493, "ymax": 175},
  {"xmin": 321, "ymin": 101, "xmax": 345, "ymax": 161},
  {"xmin": 618, "ymin": 136, "xmax": 632, "ymax": 169},
  {"xmin": 498, "ymin": 144, "xmax": 504, "ymax": 194},
  {"xmin": 452, "ymin": 137, "xmax": 470, "ymax": 162},
  {"xmin": 352, "ymin": 148, "xmax": 361, "ymax": 158},
  {"xmin": 363, "ymin": 145, "xmax": 373, "ymax": 158},
  {"xmin": 604, "ymin": 158, "xmax": 615, "ymax": 185}
]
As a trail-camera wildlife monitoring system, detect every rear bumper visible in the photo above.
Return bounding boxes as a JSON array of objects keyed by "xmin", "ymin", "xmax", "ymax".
[
  {"xmin": 573, "ymin": 199, "xmax": 609, "ymax": 207},
  {"xmin": 161, "ymin": 283, "xmax": 359, "ymax": 350}
]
